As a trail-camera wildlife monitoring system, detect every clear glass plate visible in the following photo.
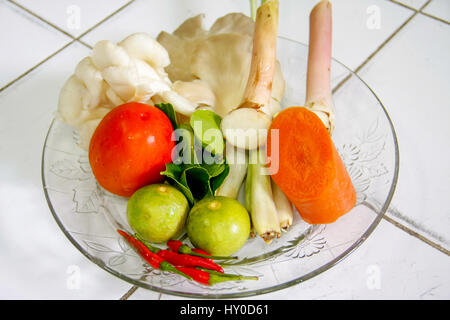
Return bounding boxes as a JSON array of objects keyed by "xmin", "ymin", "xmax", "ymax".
[{"xmin": 41, "ymin": 37, "xmax": 399, "ymax": 298}]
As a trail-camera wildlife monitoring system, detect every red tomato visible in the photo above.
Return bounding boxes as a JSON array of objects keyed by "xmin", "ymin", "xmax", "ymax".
[{"xmin": 89, "ymin": 102, "xmax": 175, "ymax": 197}]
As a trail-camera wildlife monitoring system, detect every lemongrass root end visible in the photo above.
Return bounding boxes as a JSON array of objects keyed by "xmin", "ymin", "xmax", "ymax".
[
  {"xmin": 221, "ymin": 108, "xmax": 271, "ymax": 150},
  {"xmin": 261, "ymin": 231, "xmax": 281, "ymax": 244},
  {"xmin": 280, "ymin": 222, "xmax": 292, "ymax": 232}
]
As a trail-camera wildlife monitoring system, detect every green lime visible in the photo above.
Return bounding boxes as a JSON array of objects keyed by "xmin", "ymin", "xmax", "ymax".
[
  {"xmin": 127, "ymin": 184, "xmax": 189, "ymax": 243},
  {"xmin": 186, "ymin": 196, "xmax": 250, "ymax": 256}
]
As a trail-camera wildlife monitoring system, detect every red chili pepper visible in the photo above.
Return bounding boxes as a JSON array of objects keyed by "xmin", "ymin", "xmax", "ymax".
[
  {"xmin": 166, "ymin": 240, "xmax": 237, "ymax": 261},
  {"xmin": 175, "ymin": 267, "xmax": 210, "ymax": 285},
  {"xmin": 192, "ymin": 248, "xmax": 210, "ymax": 256},
  {"xmin": 167, "ymin": 240, "xmax": 183, "ymax": 252},
  {"xmin": 117, "ymin": 230, "xmax": 191, "ymax": 280},
  {"xmin": 134, "ymin": 233, "xmax": 161, "ymax": 253},
  {"xmin": 175, "ymin": 267, "xmax": 258, "ymax": 286},
  {"xmin": 117, "ymin": 230, "xmax": 163, "ymax": 268},
  {"xmin": 191, "ymin": 249, "xmax": 213, "ymax": 262},
  {"xmin": 157, "ymin": 249, "xmax": 224, "ymax": 273}
]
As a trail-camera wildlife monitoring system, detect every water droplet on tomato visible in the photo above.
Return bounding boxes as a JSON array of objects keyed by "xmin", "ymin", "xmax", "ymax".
[{"xmin": 140, "ymin": 112, "xmax": 150, "ymax": 121}]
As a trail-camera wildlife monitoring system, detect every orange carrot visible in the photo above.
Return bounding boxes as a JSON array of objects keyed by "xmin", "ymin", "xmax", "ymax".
[{"xmin": 267, "ymin": 107, "xmax": 356, "ymax": 224}]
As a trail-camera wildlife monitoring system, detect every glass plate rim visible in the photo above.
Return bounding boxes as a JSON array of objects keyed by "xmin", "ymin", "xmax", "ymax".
[{"xmin": 41, "ymin": 37, "xmax": 400, "ymax": 299}]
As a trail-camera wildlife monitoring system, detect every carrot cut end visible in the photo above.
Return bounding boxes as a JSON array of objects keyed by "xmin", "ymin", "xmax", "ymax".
[{"xmin": 268, "ymin": 107, "xmax": 356, "ymax": 224}]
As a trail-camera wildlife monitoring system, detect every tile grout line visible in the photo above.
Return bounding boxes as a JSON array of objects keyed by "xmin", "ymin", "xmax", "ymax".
[
  {"xmin": 5, "ymin": 0, "xmax": 148, "ymax": 301},
  {"xmin": 7, "ymin": 0, "xmax": 76, "ymax": 40},
  {"xmin": 0, "ymin": 0, "xmax": 134, "ymax": 93},
  {"xmin": 332, "ymin": 7, "xmax": 415, "ymax": 93},
  {"xmin": 118, "ymin": 286, "xmax": 162, "ymax": 300},
  {"xmin": 119, "ymin": 285, "xmax": 138, "ymax": 300},
  {"xmin": 389, "ymin": 0, "xmax": 450, "ymax": 25},
  {"xmin": 333, "ymin": 0, "xmax": 450, "ymax": 256},
  {"xmin": 334, "ymin": 0, "xmax": 433, "ymax": 93},
  {"xmin": 359, "ymin": 0, "xmax": 450, "ymax": 257},
  {"xmin": 73, "ymin": 0, "xmax": 135, "ymax": 41},
  {"xmin": 365, "ymin": 200, "xmax": 448, "ymax": 257},
  {"xmin": 353, "ymin": 2, "xmax": 424, "ymax": 74},
  {"xmin": 76, "ymin": 39, "xmax": 93, "ymax": 50},
  {"xmin": 0, "ymin": 40, "xmax": 75, "ymax": 93},
  {"xmin": 5, "ymin": 0, "xmax": 446, "ymax": 94},
  {"xmin": 420, "ymin": 11, "xmax": 450, "ymax": 25},
  {"xmin": 356, "ymin": 0, "xmax": 433, "ymax": 75},
  {"xmin": 389, "ymin": 0, "xmax": 419, "ymax": 12},
  {"xmin": 387, "ymin": 204, "xmax": 449, "ymax": 246},
  {"xmin": 382, "ymin": 215, "xmax": 450, "ymax": 256},
  {"xmin": 331, "ymin": 0, "xmax": 447, "ymax": 95}
]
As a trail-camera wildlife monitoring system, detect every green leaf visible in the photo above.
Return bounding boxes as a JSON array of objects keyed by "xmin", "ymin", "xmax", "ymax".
[
  {"xmin": 160, "ymin": 110, "xmax": 230, "ymax": 203},
  {"xmin": 161, "ymin": 163, "xmax": 183, "ymax": 179},
  {"xmin": 202, "ymin": 161, "xmax": 226, "ymax": 178},
  {"xmin": 160, "ymin": 163, "xmax": 194, "ymax": 205},
  {"xmin": 180, "ymin": 166, "xmax": 213, "ymax": 200},
  {"xmin": 210, "ymin": 163, "xmax": 230, "ymax": 194},
  {"xmin": 162, "ymin": 161, "xmax": 229, "ymax": 203},
  {"xmin": 174, "ymin": 123, "xmax": 200, "ymax": 165},
  {"xmin": 155, "ymin": 103, "xmax": 178, "ymax": 129},
  {"xmin": 190, "ymin": 109, "xmax": 224, "ymax": 156}
]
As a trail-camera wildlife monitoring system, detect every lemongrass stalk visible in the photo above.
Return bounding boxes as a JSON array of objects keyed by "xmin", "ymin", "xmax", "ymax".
[
  {"xmin": 271, "ymin": 179, "xmax": 294, "ymax": 231},
  {"xmin": 221, "ymin": 0, "xmax": 279, "ymax": 150},
  {"xmin": 250, "ymin": 0, "xmax": 258, "ymax": 21},
  {"xmin": 245, "ymin": 148, "xmax": 280, "ymax": 243},
  {"xmin": 215, "ymin": 142, "xmax": 248, "ymax": 199},
  {"xmin": 305, "ymin": 0, "xmax": 335, "ymax": 134},
  {"xmin": 240, "ymin": 0, "xmax": 278, "ymax": 111}
]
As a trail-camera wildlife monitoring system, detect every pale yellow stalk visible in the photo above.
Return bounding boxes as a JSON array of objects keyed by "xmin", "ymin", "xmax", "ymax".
[
  {"xmin": 215, "ymin": 142, "xmax": 248, "ymax": 199},
  {"xmin": 246, "ymin": 148, "xmax": 280, "ymax": 243},
  {"xmin": 271, "ymin": 179, "xmax": 293, "ymax": 231},
  {"xmin": 221, "ymin": 0, "xmax": 279, "ymax": 150}
]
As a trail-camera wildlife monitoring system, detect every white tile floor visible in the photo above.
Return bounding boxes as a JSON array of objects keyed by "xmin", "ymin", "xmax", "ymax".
[
  {"xmin": 150, "ymin": 220, "xmax": 450, "ymax": 300},
  {"xmin": 14, "ymin": 0, "xmax": 131, "ymax": 37},
  {"xmin": 0, "ymin": 0, "xmax": 71, "ymax": 88},
  {"xmin": 80, "ymin": 0, "xmax": 251, "ymax": 44},
  {"xmin": 277, "ymin": 0, "xmax": 413, "ymax": 70},
  {"xmin": 359, "ymin": 13, "xmax": 450, "ymax": 250},
  {"xmin": 0, "ymin": 42, "xmax": 137, "ymax": 299},
  {"xmin": 0, "ymin": 0, "xmax": 449, "ymax": 300}
]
